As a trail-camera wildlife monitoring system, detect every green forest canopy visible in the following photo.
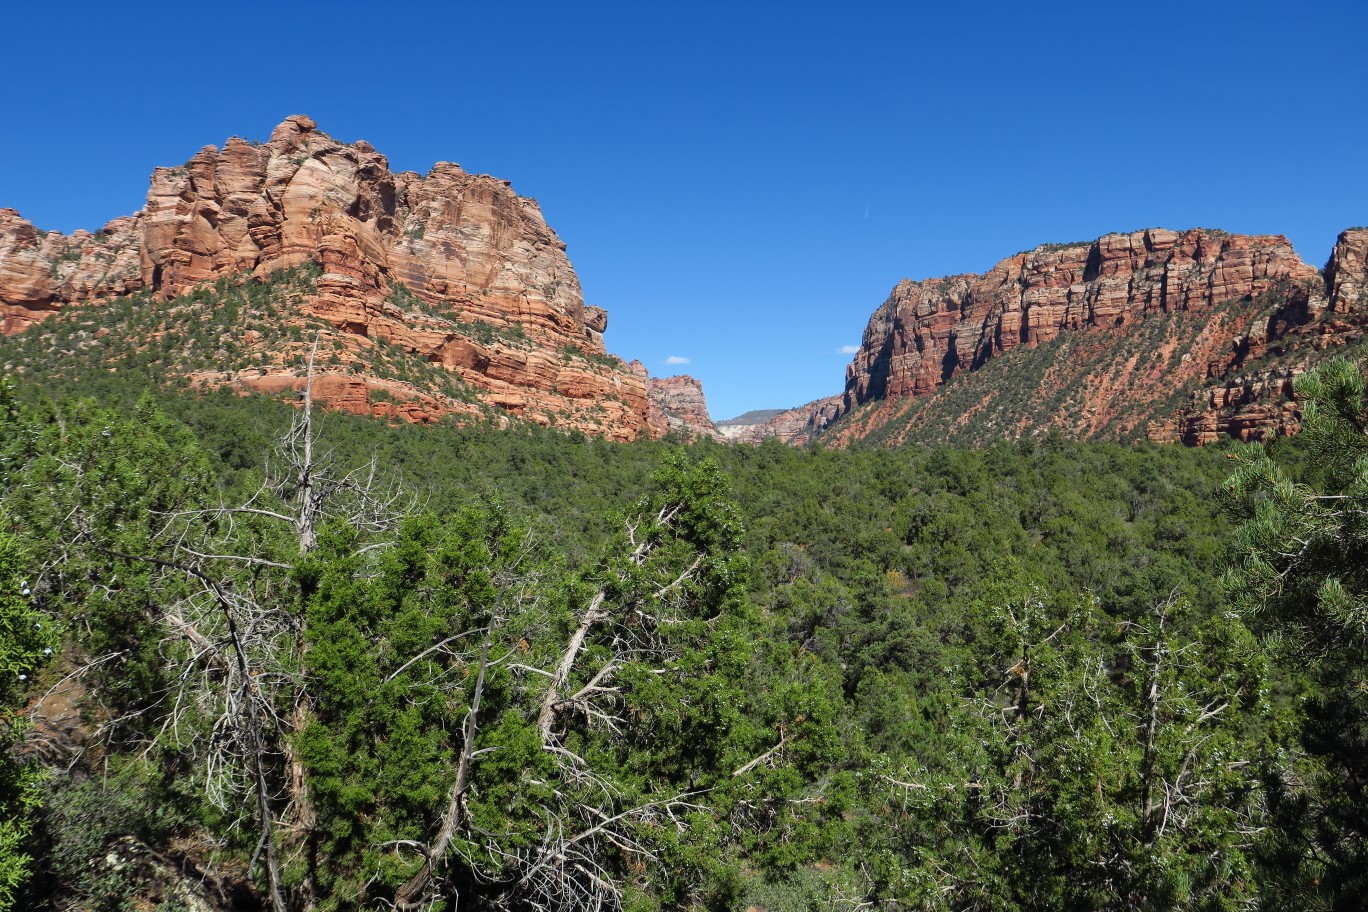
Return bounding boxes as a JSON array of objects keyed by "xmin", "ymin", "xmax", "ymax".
[{"xmin": 0, "ymin": 360, "xmax": 1363, "ymax": 911}]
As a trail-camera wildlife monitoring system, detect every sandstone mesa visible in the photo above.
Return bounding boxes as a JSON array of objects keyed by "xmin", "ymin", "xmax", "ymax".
[{"xmin": 756, "ymin": 227, "xmax": 1368, "ymax": 447}]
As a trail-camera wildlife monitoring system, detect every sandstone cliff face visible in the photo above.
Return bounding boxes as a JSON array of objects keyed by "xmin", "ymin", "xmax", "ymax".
[
  {"xmin": 1174, "ymin": 227, "xmax": 1368, "ymax": 445},
  {"xmin": 643, "ymin": 373, "xmax": 723, "ymax": 440},
  {"xmin": 1323, "ymin": 228, "xmax": 1368, "ymax": 315},
  {"xmin": 0, "ymin": 209, "xmax": 143, "ymax": 333},
  {"xmin": 817, "ymin": 228, "xmax": 1365, "ymax": 447},
  {"xmin": 844, "ymin": 229, "xmax": 1317, "ymax": 412},
  {"xmin": 1177, "ymin": 369, "xmax": 1302, "ymax": 446},
  {"xmin": 0, "ymin": 116, "xmax": 657, "ymax": 440}
]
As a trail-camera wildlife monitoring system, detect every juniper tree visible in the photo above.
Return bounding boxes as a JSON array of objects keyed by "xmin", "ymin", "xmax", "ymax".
[
  {"xmin": 0, "ymin": 527, "xmax": 58, "ymax": 912},
  {"xmin": 1225, "ymin": 357, "xmax": 1368, "ymax": 905}
]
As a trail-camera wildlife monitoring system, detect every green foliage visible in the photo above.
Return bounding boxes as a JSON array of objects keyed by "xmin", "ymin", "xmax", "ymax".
[
  {"xmin": 0, "ymin": 366, "xmax": 1319, "ymax": 911},
  {"xmin": 293, "ymin": 510, "xmax": 521, "ymax": 903},
  {"xmin": 1226, "ymin": 358, "xmax": 1368, "ymax": 638},
  {"xmin": 32, "ymin": 757, "xmax": 198, "ymax": 911},
  {"xmin": 7, "ymin": 396, "xmax": 223, "ymax": 722},
  {"xmin": 289, "ymin": 458, "xmax": 812, "ymax": 909},
  {"xmin": 560, "ymin": 343, "xmax": 623, "ymax": 369},
  {"xmin": 0, "ymin": 263, "xmax": 324, "ymax": 400},
  {"xmin": 463, "ymin": 318, "xmax": 530, "ymax": 348},
  {"xmin": 1225, "ymin": 357, "xmax": 1368, "ymax": 905},
  {"xmin": 0, "ymin": 527, "xmax": 57, "ymax": 912}
]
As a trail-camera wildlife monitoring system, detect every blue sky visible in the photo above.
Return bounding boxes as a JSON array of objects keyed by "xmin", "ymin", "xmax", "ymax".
[{"xmin": 5, "ymin": 1, "xmax": 1366, "ymax": 420}]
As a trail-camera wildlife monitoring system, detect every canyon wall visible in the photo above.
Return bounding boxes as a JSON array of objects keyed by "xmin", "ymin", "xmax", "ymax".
[
  {"xmin": 845, "ymin": 229, "xmax": 1316, "ymax": 409},
  {"xmin": 643, "ymin": 372, "xmax": 723, "ymax": 440},
  {"xmin": 821, "ymin": 228, "xmax": 1368, "ymax": 447},
  {"xmin": 0, "ymin": 115, "xmax": 658, "ymax": 440}
]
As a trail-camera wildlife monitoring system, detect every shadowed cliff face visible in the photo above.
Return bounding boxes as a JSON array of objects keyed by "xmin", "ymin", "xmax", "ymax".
[
  {"xmin": 0, "ymin": 115, "xmax": 658, "ymax": 440},
  {"xmin": 811, "ymin": 227, "xmax": 1368, "ymax": 447}
]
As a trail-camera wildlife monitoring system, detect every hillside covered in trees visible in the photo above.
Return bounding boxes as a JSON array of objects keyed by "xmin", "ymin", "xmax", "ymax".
[{"xmin": 0, "ymin": 356, "xmax": 1364, "ymax": 912}]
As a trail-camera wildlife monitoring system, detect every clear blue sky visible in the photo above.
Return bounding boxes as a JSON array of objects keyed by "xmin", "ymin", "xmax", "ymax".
[{"xmin": 5, "ymin": 2, "xmax": 1366, "ymax": 420}]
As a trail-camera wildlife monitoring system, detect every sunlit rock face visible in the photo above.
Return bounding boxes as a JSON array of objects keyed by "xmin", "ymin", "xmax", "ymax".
[
  {"xmin": 845, "ymin": 229, "xmax": 1316, "ymax": 409},
  {"xmin": 0, "ymin": 115, "xmax": 658, "ymax": 440},
  {"xmin": 644, "ymin": 373, "xmax": 723, "ymax": 440},
  {"xmin": 719, "ymin": 397, "xmax": 844, "ymax": 446},
  {"xmin": 821, "ymin": 227, "xmax": 1368, "ymax": 446}
]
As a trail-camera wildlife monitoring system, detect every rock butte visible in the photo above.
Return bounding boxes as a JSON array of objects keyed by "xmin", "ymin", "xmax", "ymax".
[{"xmin": 0, "ymin": 115, "xmax": 705, "ymax": 440}]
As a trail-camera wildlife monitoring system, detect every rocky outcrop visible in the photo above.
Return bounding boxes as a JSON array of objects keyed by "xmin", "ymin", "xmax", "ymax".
[
  {"xmin": 0, "ymin": 116, "xmax": 658, "ymax": 440},
  {"xmin": 1324, "ymin": 228, "xmax": 1368, "ymax": 315},
  {"xmin": 843, "ymin": 229, "xmax": 1318, "ymax": 413},
  {"xmin": 1171, "ymin": 228, "xmax": 1368, "ymax": 444},
  {"xmin": 0, "ymin": 210, "xmax": 143, "ymax": 334},
  {"xmin": 645, "ymin": 373, "xmax": 722, "ymax": 440},
  {"xmin": 723, "ymin": 396, "xmax": 844, "ymax": 445},
  {"xmin": 815, "ymin": 228, "xmax": 1368, "ymax": 446},
  {"xmin": 1178, "ymin": 368, "xmax": 1303, "ymax": 445}
]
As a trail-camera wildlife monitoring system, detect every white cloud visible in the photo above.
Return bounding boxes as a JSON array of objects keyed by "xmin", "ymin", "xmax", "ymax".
[
  {"xmin": 838, "ymin": 344, "xmax": 860, "ymax": 355},
  {"xmin": 664, "ymin": 355, "xmax": 691, "ymax": 365}
]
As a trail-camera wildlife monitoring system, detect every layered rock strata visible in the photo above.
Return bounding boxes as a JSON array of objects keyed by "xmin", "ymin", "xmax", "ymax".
[
  {"xmin": 844, "ymin": 229, "xmax": 1317, "ymax": 410},
  {"xmin": 819, "ymin": 228, "xmax": 1368, "ymax": 446},
  {"xmin": 0, "ymin": 116, "xmax": 657, "ymax": 440},
  {"xmin": 644, "ymin": 373, "xmax": 723, "ymax": 440},
  {"xmin": 1175, "ymin": 228, "xmax": 1368, "ymax": 444}
]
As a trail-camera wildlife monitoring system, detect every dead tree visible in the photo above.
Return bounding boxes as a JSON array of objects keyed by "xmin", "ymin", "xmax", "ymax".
[
  {"xmin": 59, "ymin": 336, "xmax": 406, "ymax": 912},
  {"xmin": 395, "ymin": 498, "xmax": 719, "ymax": 912}
]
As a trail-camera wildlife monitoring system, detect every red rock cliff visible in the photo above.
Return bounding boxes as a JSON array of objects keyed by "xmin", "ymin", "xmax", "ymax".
[
  {"xmin": 643, "ymin": 373, "xmax": 723, "ymax": 440},
  {"xmin": 845, "ymin": 229, "xmax": 1317, "ymax": 411},
  {"xmin": 0, "ymin": 115, "xmax": 657, "ymax": 440},
  {"xmin": 1176, "ymin": 227, "xmax": 1368, "ymax": 445},
  {"xmin": 821, "ymin": 228, "xmax": 1354, "ymax": 446}
]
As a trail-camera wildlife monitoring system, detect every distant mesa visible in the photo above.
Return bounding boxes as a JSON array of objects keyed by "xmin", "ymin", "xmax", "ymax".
[
  {"xmin": 717, "ymin": 397, "xmax": 844, "ymax": 445},
  {"xmin": 717, "ymin": 409, "xmax": 788, "ymax": 427}
]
